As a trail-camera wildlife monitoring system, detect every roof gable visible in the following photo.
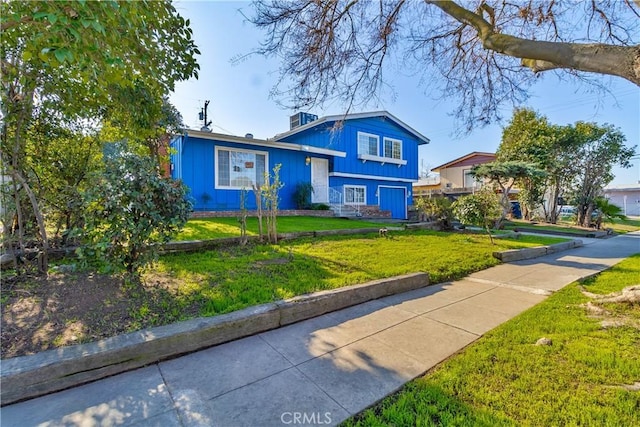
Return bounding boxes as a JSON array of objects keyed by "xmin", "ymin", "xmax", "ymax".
[
  {"xmin": 431, "ymin": 152, "xmax": 495, "ymax": 172},
  {"xmin": 274, "ymin": 111, "xmax": 430, "ymax": 145}
]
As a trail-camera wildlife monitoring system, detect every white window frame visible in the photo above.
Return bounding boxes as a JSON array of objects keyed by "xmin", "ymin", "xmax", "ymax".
[
  {"xmin": 215, "ymin": 146, "xmax": 268, "ymax": 190},
  {"xmin": 357, "ymin": 132, "xmax": 379, "ymax": 157},
  {"xmin": 344, "ymin": 185, "xmax": 366, "ymax": 205},
  {"xmin": 383, "ymin": 137, "xmax": 402, "ymax": 160}
]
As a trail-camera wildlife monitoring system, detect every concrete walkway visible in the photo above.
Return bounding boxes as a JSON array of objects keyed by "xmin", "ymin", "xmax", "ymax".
[{"xmin": 2, "ymin": 232, "xmax": 638, "ymax": 427}]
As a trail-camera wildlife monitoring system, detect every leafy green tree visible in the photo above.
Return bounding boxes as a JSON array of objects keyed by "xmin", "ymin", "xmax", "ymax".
[
  {"xmin": 78, "ymin": 145, "xmax": 192, "ymax": 278},
  {"xmin": 497, "ymin": 109, "xmax": 568, "ymax": 221},
  {"xmin": 1, "ymin": 0, "xmax": 200, "ymax": 270},
  {"xmin": 452, "ymin": 189, "xmax": 502, "ymax": 244},
  {"xmin": 471, "ymin": 161, "xmax": 545, "ymax": 227},
  {"xmin": 568, "ymin": 123, "xmax": 635, "ymax": 227}
]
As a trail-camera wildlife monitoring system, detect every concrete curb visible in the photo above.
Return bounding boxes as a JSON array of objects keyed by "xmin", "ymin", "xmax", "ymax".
[
  {"xmin": 513, "ymin": 227, "xmax": 609, "ymax": 238},
  {"xmin": 0, "ymin": 272, "xmax": 428, "ymax": 406},
  {"xmin": 493, "ymin": 239, "xmax": 583, "ymax": 262}
]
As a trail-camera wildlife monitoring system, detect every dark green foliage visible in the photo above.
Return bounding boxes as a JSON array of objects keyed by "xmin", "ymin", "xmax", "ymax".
[
  {"xmin": 78, "ymin": 145, "xmax": 192, "ymax": 276},
  {"xmin": 311, "ymin": 203, "xmax": 330, "ymax": 210},
  {"xmin": 293, "ymin": 182, "xmax": 314, "ymax": 209}
]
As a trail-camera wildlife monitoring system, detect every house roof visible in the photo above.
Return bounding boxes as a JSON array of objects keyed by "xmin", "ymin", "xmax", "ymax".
[
  {"xmin": 273, "ymin": 111, "xmax": 431, "ymax": 145},
  {"xmin": 604, "ymin": 183, "xmax": 640, "ymax": 192},
  {"xmin": 430, "ymin": 152, "xmax": 496, "ymax": 172},
  {"xmin": 182, "ymin": 129, "xmax": 347, "ymax": 158}
]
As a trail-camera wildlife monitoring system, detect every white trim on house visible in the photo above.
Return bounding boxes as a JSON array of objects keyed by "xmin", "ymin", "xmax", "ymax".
[
  {"xmin": 329, "ymin": 171, "xmax": 417, "ymax": 183},
  {"xmin": 214, "ymin": 146, "xmax": 269, "ymax": 190},
  {"xmin": 357, "ymin": 153, "xmax": 407, "ymax": 166},
  {"xmin": 344, "ymin": 185, "xmax": 367, "ymax": 205},
  {"xmin": 273, "ymin": 110, "xmax": 430, "ymax": 145},
  {"xmin": 185, "ymin": 129, "xmax": 346, "ymax": 158}
]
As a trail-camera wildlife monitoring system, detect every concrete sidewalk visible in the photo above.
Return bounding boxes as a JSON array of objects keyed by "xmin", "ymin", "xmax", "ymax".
[{"xmin": 2, "ymin": 232, "xmax": 638, "ymax": 427}]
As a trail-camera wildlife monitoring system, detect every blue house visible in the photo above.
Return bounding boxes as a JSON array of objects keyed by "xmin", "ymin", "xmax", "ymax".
[{"xmin": 170, "ymin": 111, "xmax": 430, "ymax": 219}]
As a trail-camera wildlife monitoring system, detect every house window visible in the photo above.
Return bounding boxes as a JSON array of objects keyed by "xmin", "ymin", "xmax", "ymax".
[
  {"xmin": 383, "ymin": 137, "xmax": 402, "ymax": 160},
  {"xmin": 216, "ymin": 147, "xmax": 267, "ymax": 189},
  {"xmin": 463, "ymin": 169, "xmax": 478, "ymax": 188},
  {"xmin": 344, "ymin": 185, "xmax": 366, "ymax": 205},
  {"xmin": 357, "ymin": 132, "xmax": 379, "ymax": 157}
]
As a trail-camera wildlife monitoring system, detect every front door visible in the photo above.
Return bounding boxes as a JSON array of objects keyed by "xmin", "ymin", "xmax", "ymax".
[{"xmin": 311, "ymin": 158, "xmax": 328, "ymax": 203}]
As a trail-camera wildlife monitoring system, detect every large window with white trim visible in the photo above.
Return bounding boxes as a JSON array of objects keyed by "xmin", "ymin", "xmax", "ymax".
[
  {"xmin": 383, "ymin": 137, "xmax": 402, "ymax": 160},
  {"xmin": 215, "ymin": 147, "xmax": 267, "ymax": 189},
  {"xmin": 357, "ymin": 132, "xmax": 379, "ymax": 157},
  {"xmin": 344, "ymin": 185, "xmax": 366, "ymax": 205}
]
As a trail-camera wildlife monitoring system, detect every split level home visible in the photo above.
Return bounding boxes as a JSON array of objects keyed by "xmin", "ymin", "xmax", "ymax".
[
  {"xmin": 413, "ymin": 152, "xmax": 496, "ymax": 198},
  {"xmin": 170, "ymin": 111, "xmax": 430, "ymax": 220}
]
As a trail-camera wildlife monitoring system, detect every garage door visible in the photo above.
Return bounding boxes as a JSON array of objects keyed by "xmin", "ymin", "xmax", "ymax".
[{"xmin": 379, "ymin": 187, "xmax": 406, "ymax": 219}]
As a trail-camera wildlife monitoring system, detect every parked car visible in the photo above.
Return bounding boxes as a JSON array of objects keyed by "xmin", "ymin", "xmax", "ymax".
[{"xmin": 558, "ymin": 206, "xmax": 576, "ymax": 217}]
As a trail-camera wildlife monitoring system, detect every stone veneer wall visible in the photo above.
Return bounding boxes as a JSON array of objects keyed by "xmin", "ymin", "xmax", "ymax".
[{"xmin": 191, "ymin": 206, "xmax": 392, "ymax": 219}]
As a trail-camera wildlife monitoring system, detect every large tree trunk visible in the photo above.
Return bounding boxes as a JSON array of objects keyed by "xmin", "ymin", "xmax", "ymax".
[{"xmin": 427, "ymin": 0, "xmax": 640, "ymax": 85}]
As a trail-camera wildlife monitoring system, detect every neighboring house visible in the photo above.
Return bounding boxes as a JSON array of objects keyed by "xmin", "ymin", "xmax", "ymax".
[
  {"xmin": 413, "ymin": 152, "xmax": 495, "ymax": 198},
  {"xmin": 604, "ymin": 184, "xmax": 640, "ymax": 217},
  {"xmin": 170, "ymin": 111, "xmax": 430, "ymax": 219}
]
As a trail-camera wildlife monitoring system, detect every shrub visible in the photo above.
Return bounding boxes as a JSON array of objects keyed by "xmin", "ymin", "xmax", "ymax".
[
  {"xmin": 414, "ymin": 196, "xmax": 454, "ymax": 230},
  {"xmin": 452, "ymin": 189, "xmax": 502, "ymax": 243},
  {"xmin": 78, "ymin": 145, "xmax": 192, "ymax": 277},
  {"xmin": 293, "ymin": 182, "xmax": 314, "ymax": 209}
]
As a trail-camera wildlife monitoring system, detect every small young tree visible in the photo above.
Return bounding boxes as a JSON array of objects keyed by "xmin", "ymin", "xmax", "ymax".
[
  {"xmin": 238, "ymin": 189, "xmax": 249, "ymax": 246},
  {"xmin": 79, "ymin": 145, "xmax": 192, "ymax": 279},
  {"xmin": 261, "ymin": 164, "xmax": 283, "ymax": 244},
  {"xmin": 452, "ymin": 189, "xmax": 502, "ymax": 244}
]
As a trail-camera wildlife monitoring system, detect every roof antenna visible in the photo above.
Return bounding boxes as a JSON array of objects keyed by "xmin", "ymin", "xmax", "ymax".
[{"xmin": 199, "ymin": 100, "xmax": 212, "ymax": 132}]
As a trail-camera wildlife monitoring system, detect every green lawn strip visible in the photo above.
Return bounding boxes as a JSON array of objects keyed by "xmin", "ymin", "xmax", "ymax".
[
  {"xmin": 504, "ymin": 218, "xmax": 640, "ymax": 235},
  {"xmin": 144, "ymin": 231, "xmax": 566, "ymax": 321},
  {"xmin": 604, "ymin": 217, "xmax": 640, "ymax": 234},
  {"xmin": 176, "ymin": 216, "xmax": 394, "ymax": 241},
  {"xmin": 343, "ymin": 254, "xmax": 640, "ymax": 427}
]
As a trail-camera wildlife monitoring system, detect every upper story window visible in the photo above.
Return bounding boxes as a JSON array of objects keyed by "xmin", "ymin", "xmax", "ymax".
[
  {"xmin": 215, "ymin": 146, "xmax": 267, "ymax": 189},
  {"xmin": 383, "ymin": 137, "xmax": 402, "ymax": 160},
  {"xmin": 356, "ymin": 131, "xmax": 407, "ymax": 166},
  {"xmin": 357, "ymin": 132, "xmax": 379, "ymax": 157}
]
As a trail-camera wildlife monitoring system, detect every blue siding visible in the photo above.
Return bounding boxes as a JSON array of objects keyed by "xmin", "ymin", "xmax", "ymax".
[
  {"xmin": 174, "ymin": 113, "xmax": 423, "ymax": 216},
  {"xmin": 176, "ymin": 135, "xmax": 323, "ymax": 211},
  {"xmin": 279, "ymin": 116, "xmax": 420, "ymax": 182},
  {"xmin": 329, "ymin": 176, "xmax": 411, "ymax": 218}
]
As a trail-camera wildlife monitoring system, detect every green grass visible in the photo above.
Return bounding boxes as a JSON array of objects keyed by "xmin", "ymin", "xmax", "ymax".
[
  {"xmin": 504, "ymin": 218, "xmax": 640, "ymax": 235},
  {"xmin": 604, "ymin": 217, "xmax": 640, "ymax": 234},
  {"xmin": 176, "ymin": 216, "xmax": 394, "ymax": 241},
  {"xmin": 343, "ymin": 254, "xmax": 640, "ymax": 427},
  {"xmin": 146, "ymin": 231, "xmax": 567, "ymax": 319}
]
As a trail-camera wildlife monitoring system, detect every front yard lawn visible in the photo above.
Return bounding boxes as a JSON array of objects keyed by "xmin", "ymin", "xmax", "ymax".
[
  {"xmin": 176, "ymin": 216, "xmax": 394, "ymax": 240},
  {"xmin": 343, "ymin": 253, "xmax": 640, "ymax": 427},
  {"xmin": 2, "ymin": 230, "xmax": 566, "ymax": 357},
  {"xmin": 151, "ymin": 231, "xmax": 566, "ymax": 317}
]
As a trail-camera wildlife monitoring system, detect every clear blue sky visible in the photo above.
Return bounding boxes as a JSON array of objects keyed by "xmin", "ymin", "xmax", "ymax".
[{"xmin": 170, "ymin": 1, "xmax": 640, "ymax": 186}]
